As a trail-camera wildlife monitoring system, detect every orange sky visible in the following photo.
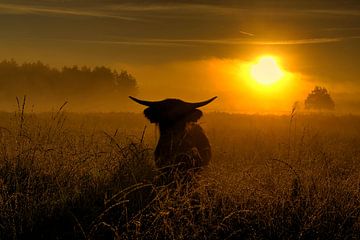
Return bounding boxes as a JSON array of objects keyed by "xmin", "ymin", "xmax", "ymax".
[{"xmin": 1, "ymin": 1, "xmax": 360, "ymax": 113}]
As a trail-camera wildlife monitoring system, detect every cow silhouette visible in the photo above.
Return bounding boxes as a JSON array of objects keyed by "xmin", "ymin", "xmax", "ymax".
[{"xmin": 130, "ymin": 96, "xmax": 216, "ymax": 174}]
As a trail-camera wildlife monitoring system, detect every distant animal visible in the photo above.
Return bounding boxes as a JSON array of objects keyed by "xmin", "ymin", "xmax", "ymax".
[{"xmin": 129, "ymin": 96, "xmax": 216, "ymax": 173}]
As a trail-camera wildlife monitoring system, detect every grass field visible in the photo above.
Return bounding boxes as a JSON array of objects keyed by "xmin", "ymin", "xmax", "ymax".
[{"xmin": 0, "ymin": 106, "xmax": 359, "ymax": 239}]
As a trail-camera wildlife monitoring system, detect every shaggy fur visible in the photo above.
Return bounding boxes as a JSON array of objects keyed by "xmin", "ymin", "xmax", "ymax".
[{"xmin": 130, "ymin": 97, "xmax": 215, "ymax": 172}]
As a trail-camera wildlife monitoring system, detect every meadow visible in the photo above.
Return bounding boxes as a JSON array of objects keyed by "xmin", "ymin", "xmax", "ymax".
[{"xmin": 0, "ymin": 105, "xmax": 359, "ymax": 239}]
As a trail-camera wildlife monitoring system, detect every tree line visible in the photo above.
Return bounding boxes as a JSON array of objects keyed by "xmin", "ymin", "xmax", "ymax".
[{"xmin": 0, "ymin": 60, "xmax": 138, "ymax": 111}]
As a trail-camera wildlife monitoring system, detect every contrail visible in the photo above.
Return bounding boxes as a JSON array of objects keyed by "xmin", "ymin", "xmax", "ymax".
[{"xmin": 239, "ymin": 30, "xmax": 255, "ymax": 37}]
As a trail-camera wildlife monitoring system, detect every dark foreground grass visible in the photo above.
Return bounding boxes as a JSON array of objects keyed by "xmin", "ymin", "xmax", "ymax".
[{"xmin": 0, "ymin": 108, "xmax": 359, "ymax": 239}]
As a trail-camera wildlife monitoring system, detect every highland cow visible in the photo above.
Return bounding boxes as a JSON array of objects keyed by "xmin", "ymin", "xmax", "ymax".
[{"xmin": 129, "ymin": 96, "xmax": 216, "ymax": 174}]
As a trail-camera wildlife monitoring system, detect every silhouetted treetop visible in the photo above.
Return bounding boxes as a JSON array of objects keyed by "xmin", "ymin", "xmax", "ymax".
[
  {"xmin": 0, "ymin": 60, "xmax": 136, "ymax": 92},
  {"xmin": 304, "ymin": 86, "xmax": 335, "ymax": 111}
]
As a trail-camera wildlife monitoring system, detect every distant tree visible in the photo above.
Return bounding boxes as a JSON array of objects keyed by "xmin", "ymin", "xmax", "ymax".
[{"xmin": 304, "ymin": 86, "xmax": 335, "ymax": 110}]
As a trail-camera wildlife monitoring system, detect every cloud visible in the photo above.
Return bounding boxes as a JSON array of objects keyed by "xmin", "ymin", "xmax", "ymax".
[
  {"xmin": 322, "ymin": 27, "xmax": 360, "ymax": 32},
  {"xmin": 66, "ymin": 36, "xmax": 359, "ymax": 46},
  {"xmin": 0, "ymin": 3, "xmax": 140, "ymax": 21},
  {"xmin": 306, "ymin": 9, "xmax": 360, "ymax": 16},
  {"xmin": 251, "ymin": 38, "xmax": 343, "ymax": 45},
  {"xmin": 103, "ymin": 3, "xmax": 236, "ymax": 13},
  {"xmin": 55, "ymin": 38, "xmax": 192, "ymax": 47}
]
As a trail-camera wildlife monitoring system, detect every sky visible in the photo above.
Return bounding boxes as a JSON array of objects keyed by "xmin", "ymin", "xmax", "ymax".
[{"xmin": 1, "ymin": 0, "xmax": 360, "ymax": 113}]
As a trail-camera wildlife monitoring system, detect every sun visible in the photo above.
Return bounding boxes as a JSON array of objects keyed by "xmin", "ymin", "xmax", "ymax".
[{"xmin": 250, "ymin": 56, "xmax": 284, "ymax": 85}]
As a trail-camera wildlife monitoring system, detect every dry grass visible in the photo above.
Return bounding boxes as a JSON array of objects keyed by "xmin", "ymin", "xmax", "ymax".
[{"xmin": 0, "ymin": 104, "xmax": 359, "ymax": 239}]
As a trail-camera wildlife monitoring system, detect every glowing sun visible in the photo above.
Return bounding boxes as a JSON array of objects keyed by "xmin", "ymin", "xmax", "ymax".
[{"xmin": 250, "ymin": 56, "xmax": 284, "ymax": 85}]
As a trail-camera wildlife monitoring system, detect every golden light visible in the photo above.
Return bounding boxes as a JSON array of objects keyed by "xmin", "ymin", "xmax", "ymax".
[
  {"xmin": 250, "ymin": 56, "xmax": 284, "ymax": 85},
  {"xmin": 224, "ymin": 55, "xmax": 302, "ymax": 112}
]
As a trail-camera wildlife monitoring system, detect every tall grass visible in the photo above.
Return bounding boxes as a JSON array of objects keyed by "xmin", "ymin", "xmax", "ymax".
[{"xmin": 0, "ymin": 105, "xmax": 359, "ymax": 239}]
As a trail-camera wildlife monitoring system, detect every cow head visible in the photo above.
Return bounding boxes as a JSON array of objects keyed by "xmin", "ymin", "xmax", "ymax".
[{"xmin": 129, "ymin": 96, "xmax": 217, "ymax": 126}]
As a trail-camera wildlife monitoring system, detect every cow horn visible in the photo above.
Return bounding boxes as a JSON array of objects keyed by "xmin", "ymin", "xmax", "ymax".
[
  {"xmin": 189, "ymin": 96, "xmax": 217, "ymax": 108},
  {"xmin": 129, "ymin": 96, "xmax": 159, "ymax": 106}
]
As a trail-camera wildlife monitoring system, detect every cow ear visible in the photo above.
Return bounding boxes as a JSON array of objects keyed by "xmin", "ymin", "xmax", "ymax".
[
  {"xmin": 185, "ymin": 109, "xmax": 203, "ymax": 122},
  {"xmin": 144, "ymin": 107, "xmax": 159, "ymax": 123}
]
